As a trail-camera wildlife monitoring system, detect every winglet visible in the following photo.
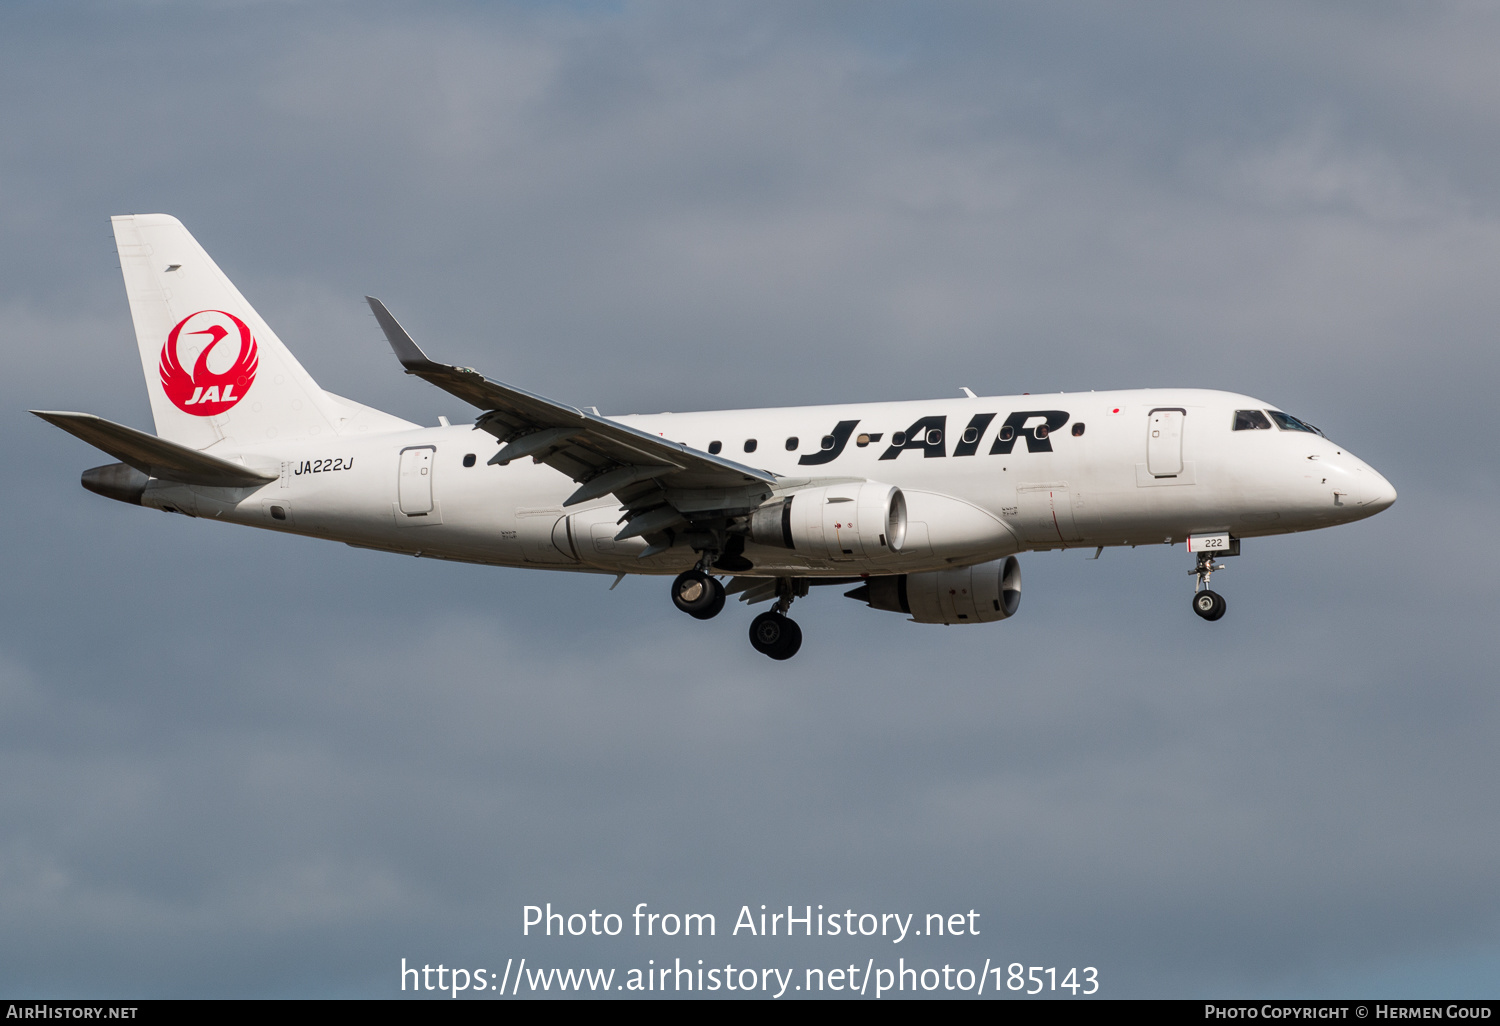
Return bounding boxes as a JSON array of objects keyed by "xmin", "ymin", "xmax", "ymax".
[{"xmin": 366, "ymin": 296, "xmax": 437, "ymax": 372}]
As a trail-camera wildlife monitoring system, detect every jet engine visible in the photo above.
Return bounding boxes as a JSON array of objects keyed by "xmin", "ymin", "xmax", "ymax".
[
  {"xmin": 746, "ymin": 482, "xmax": 906, "ymax": 561},
  {"xmin": 845, "ymin": 556, "xmax": 1021, "ymax": 624},
  {"xmin": 899, "ymin": 489, "xmax": 1021, "ymax": 561}
]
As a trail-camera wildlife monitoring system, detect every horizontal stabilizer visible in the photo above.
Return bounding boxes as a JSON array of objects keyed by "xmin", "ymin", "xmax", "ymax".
[{"xmin": 31, "ymin": 411, "xmax": 276, "ymax": 488}]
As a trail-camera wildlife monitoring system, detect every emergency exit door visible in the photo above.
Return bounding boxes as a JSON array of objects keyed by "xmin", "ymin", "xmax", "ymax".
[
  {"xmin": 398, "ymin": 446, "xmax": 435, "ymax": 515},
  {"xmin": 1147, "ymin": 409, "xmax": 1185, "ymax": 477}
]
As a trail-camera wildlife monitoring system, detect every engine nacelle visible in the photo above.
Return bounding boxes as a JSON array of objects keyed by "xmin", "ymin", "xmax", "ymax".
[
  {"xmin": 845, "ymin": 556, "xmax": 1021, "ymax": 624},
  {"xmin": 899, "ymin": 489, "xmax": 1020, "ymax": 562},
  {"xmin": 747, "ymin": 482, "xmax": 906, "ymax": 562}
]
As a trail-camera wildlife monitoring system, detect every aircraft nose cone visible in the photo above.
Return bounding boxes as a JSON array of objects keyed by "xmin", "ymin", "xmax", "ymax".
[{"xmin": 1362, "ymin": 469, "xmax": 1397, "ymax": 512}]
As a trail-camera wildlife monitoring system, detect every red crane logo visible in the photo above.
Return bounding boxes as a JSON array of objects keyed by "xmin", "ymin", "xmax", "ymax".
[{"xmin": 159, "ymin": 310, "xmax": 259, "ymax": 416}]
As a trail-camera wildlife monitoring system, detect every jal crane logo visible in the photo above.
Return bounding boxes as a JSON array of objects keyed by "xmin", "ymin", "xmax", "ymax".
[{"xmin": 159, "ymin": 310, "xmax": 259, "ymax": 416}]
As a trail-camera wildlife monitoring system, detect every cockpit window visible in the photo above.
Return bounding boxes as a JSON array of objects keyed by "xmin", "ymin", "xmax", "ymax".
[
  {"xmin": 1267, "ymin": 410, "xmax": 1323, "ymax": 436},
  {"xmin": 1233, "ymin": 410, "xmax": 1273, "ymax": 431}
]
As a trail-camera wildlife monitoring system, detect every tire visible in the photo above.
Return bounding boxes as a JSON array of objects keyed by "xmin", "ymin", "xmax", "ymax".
[
  {"xmin": 769, "ymin": 617, "xmax": 802, "ymax": 660},
  {"xmin": 1193, "ymin": 590, "xmax": 1226, "ymax": 621},
  {"xmin": 690, "ymin": 578, "xmax": 726, "ymax": 620},
  {"xmin": 749, "ymin": 611, "xmax": 783, "ymax": 653},
  {"xmin": 672, "ymin": 570, "xmax": 720, "ymax": 617},
  {"xmin": 749, "ymin": 611, "xmax": 802, "ymax": 659}
]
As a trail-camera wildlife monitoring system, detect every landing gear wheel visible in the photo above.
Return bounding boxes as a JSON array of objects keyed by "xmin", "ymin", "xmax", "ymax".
[
  {"xmin": 695, "ymin": 580, "xmax": 726, "ymax": 620},
  {"xmin": 1189, "ymin": 552, "xmax": 1229, "ymax": 621},
  {"xmin": 672, "ymin": 570, "xmax": 725, "ymax": 619},
  {"xmin": 1192, "ymin": 590, "xmax": 1227, "ymax": 621},
  {"xmin": 749, "ymin": 611, "xmax": 802, "ymax": 660}
]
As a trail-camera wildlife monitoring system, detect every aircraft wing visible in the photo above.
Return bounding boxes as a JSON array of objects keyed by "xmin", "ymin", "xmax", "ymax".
[
  {"xmin": 368, "ymin": 298, "xmax": 777, "ymax": 533},
  {"xmin": 31, "ymin": 411, "xmax": 277, "ymax": 488}
]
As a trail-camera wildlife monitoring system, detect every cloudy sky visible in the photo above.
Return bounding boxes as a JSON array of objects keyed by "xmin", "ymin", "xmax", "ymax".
[{"xmin": 4, "ymin": 0, "xmax": 1499, "ymax": 999}]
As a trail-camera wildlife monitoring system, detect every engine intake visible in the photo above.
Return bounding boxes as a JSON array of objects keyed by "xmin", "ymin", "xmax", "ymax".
[
  {"xmin": 747, "ymin": 482, "xmax": 906, "ymax": 561},
  {"xmin": 845, "ymin": 556, "xmax": 1021, "ymax": 624}
]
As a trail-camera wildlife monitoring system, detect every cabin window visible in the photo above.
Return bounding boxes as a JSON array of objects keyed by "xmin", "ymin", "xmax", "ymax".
[
  {"xmin": 891, "ymin": 431, "xmax": 907, "ymax": 447},
  {"xmin": 856, "ymin": 434, "xmax": 871, "ymax": 447},
  {"xmin": 463, "ymin": 453, "xmax": 477, "ymax": 467},
  {"xmin": 744, "ymin": 439, "xmax": 758, "ymax": 453},
  {"xmin": 820, "ymin": 435, "xmax": 836, "ymax": 450},
  {"xmin": 1266, "ymin": 410, "xmax": 1322, "ymax": 435},
  {"xmin": 926, "ymin": 428, "xmax": 943, "ymax": 445},
  {"xmin": 1072, "ymin": 423, "xmax": 1085, "ymax": 437},
  {"xmin": 708, "ymin": 440, "xmax": 722, "ymax": 455},
  {"xmin": 998, "ymin": 425, "xmax": 1014, "ymax": 442},
  {"xmin": 785, "ymin": 436, "xmax": 799, "ymax": 451},
  {"xmin": 270, "ymin": 505, "xmax": 287, "ymax": 521},
  {"xmin": 962, "ymin": 426, "xmax": 979, "ymax": 444},
  {"xmin": 1035, "ymin": 425, "xmax": 1049, "ymax": 439},
  {"xmin": 1233, "ymin": 410, "xmax": 1273, "ymax": 431}
]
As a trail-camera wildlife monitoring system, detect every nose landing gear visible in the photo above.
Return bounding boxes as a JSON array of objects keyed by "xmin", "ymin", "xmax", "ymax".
[
  {"xmin": 1192, "ymin": 589, "xmax": 1226, "ymax": 620},
  {"xmin": 1190, "ymin": 551, "xmax": 1227, "ymax": 621}
]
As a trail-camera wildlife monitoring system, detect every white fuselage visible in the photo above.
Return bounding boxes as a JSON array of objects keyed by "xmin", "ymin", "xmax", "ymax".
[{"xmin": 140, "ymin": 387, "xmax": 1396, "ymax": 577}]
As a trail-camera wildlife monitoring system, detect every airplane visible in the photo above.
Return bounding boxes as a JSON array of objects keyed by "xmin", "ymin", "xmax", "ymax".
[{"xmin": 33, "ymin": 214, "xmax": 1397, "ymax": 659}]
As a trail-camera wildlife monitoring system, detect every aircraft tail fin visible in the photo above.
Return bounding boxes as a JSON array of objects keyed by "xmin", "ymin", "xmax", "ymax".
[{"xmin": 111, "ymin": 214, "xmax": 409, "ymax": 449}]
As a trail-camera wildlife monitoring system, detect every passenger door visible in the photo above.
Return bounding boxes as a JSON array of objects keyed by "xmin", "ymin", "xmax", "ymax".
[
  {"xmin": 1147, "ymin": 408, "xmax": 1185, "ymax": 477},
  {"xmin": 397, "ymin": 446, "xmax": 435, "ymax": 516}
]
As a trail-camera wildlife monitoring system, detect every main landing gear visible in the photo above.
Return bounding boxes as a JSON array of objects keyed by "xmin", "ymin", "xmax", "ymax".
[
  {"xmin": 746, "ymin": 578, "xmax": 803, "ymax": 660},
  {"xmin": 671, "ymin": 568, "xmax": 725, "ymax": 620},
  {"xmin": 1191, "ymin": 551, "xmax": 1227, "ymax": 622},
  {"xmin": 669, "ymin": 566, "xmax": 804, "ymax": 659},
  {"xmin": 749, "ymin": 611, "xmax": 802, "ymax": 660}
]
